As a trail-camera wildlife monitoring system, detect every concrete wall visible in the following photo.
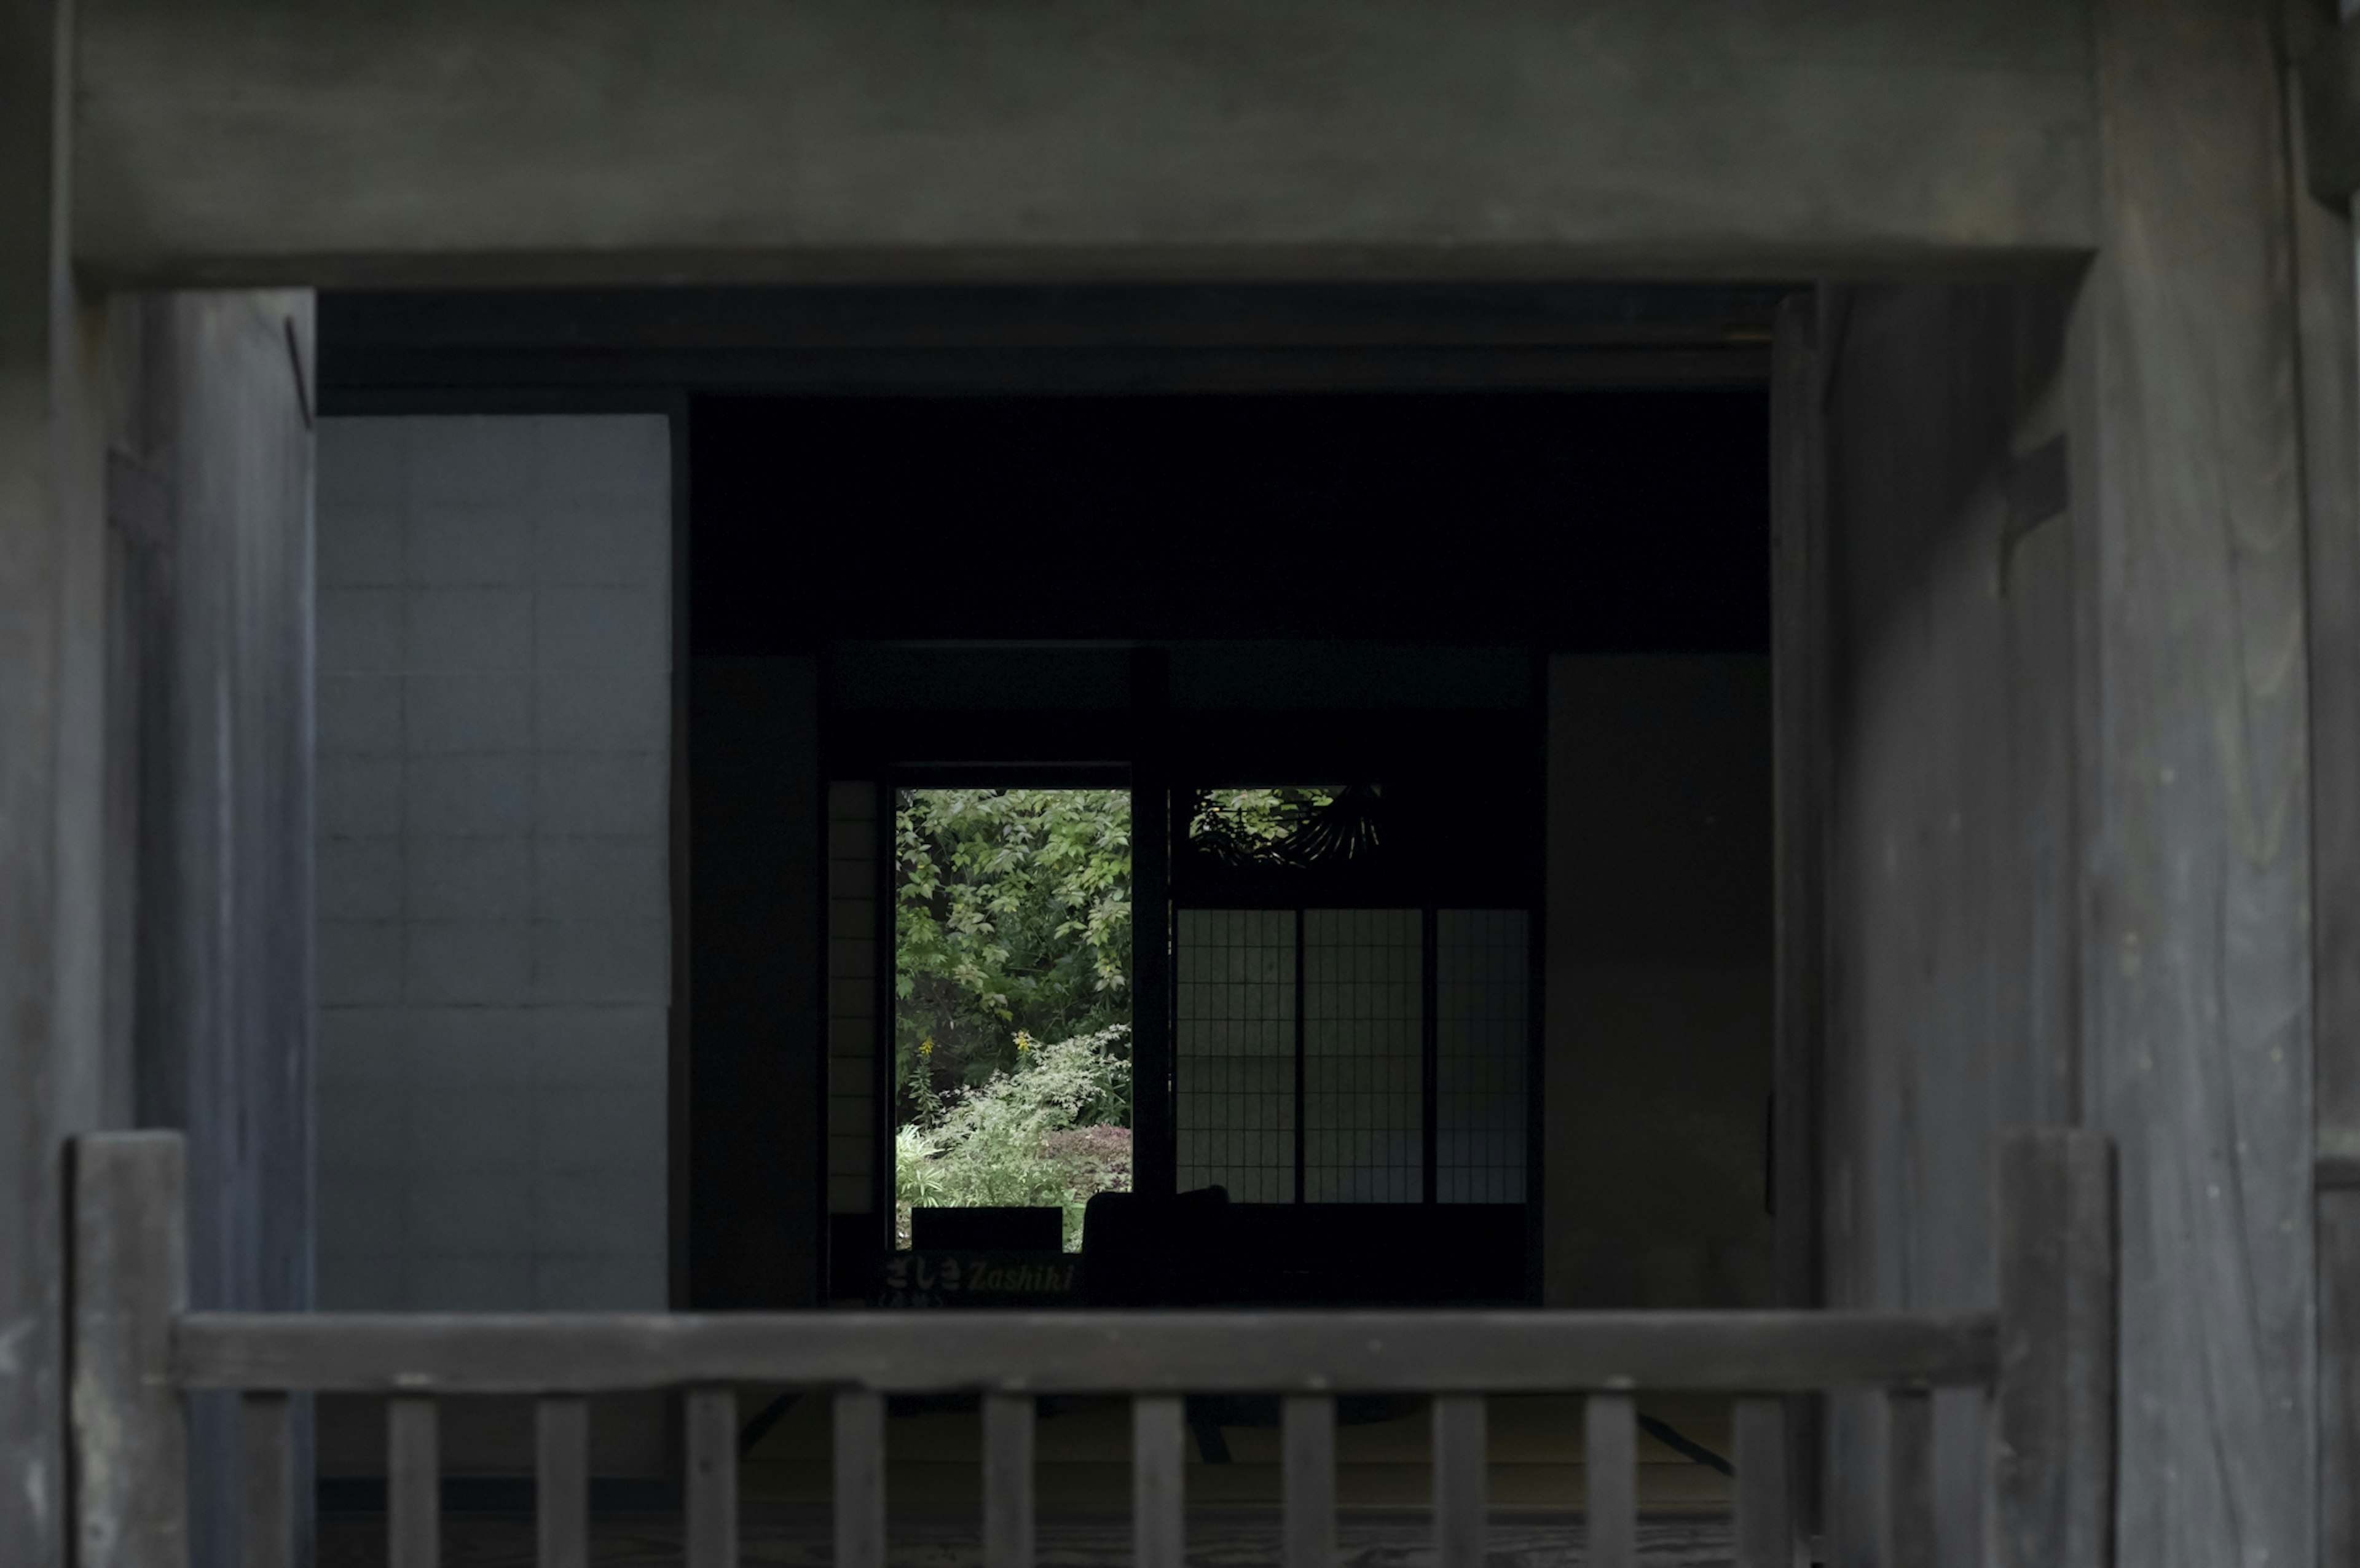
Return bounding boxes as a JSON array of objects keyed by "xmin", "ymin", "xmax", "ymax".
[
  {"xmin": 73, "ymin": 0, "xmax": 2098, "ymax": 285},
  {"xmin": 312, "ymin": 415, "xmax": 672, "ymax": 1313},
  {"xmin": 1544, "ymin": 654, "xmax": 1774, "ymax": 1309}
]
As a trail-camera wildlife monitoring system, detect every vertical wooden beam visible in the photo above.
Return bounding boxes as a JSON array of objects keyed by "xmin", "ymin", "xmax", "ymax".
[
  {"xmin": 4, "ymin": 4, "xmax": 111, "ymax": 1561},
  {"xmin": 1431, "ymin": 1395, "xmax": 1485, "ymax": 1568},
  {"xmin": 688, "ymin": 656, "xmax": 822, "ymax": 1307},
  {"xmin": 1993, "ymin": 1129, "xmax": 2115, "ymax": 1568},
  {"xmin": 1769, "ymin": 284, "xmax": 1828, "ymax": 1553},
  {"xmin": 1131, "ymin": 649, "xmax": 1173, "ymax": 1198},
  {"xmin": 241, "ymin": 1394, "xmax": 293, "ymax": 1568},
  {"xmin": 133, "ymin": 288, "xmax": 320, "ymax": 1568},
  {"xmin": 1282, "ymin": 1394, "xmax": 1334, "ymax": 1568},
  {"xmin": 1582, "ymin": 1394, "xmax": 1636, "ymax": 1568},
  {"xmin": 387, "ymin": 1398, "xmax": 439, "ymax": 1568},
  {"xmin": 2289, "ymin": 30, "xmax": 2360, "ymax": 1568},
  {"xmin": 1732, "ymin": 1397, "xmax": 1788, "ymax": 1568},
  {"xmin": 1133, "ymin": 1395, "xmax": 1185, "ymax": 1568},
  {"xmin": 1884, "ymin": 1390, "xmax": 1934, "ymax": 1568},
  {"xmin": 685, "ymin": 1388, "xmax": 738, "ymax": 1568},
  {"xmin": 2080, "ymin": 7, "xmax": 2314, "ymax": 1564},
  {"xmin": 983, "ymin": 1394, "xmax": 1034, "ymax": 1568},
  {"xmin": 535, "ymin": 1397, "xmax": 588, "ymax": 1568},
  {"xmin": 68, "ymin": 1132, "xmax": 189, "ymax": 1568},
  {"xmin": 834, "ymin": 1390, "xmax": 886, "ymax": 1568}
]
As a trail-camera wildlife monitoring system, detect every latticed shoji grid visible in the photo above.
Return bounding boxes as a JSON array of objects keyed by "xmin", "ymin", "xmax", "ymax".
[
  {"xmin": 1302, "ymin": 909, "xmax": 1423, "ymax": 1202},
  {"xmin": 1175, "ymin": 909, "xmax": 1298, "ymax": 1202},
  {"xmin": 1436, "ymin": 909, "xmax": 1529, "ymax": 1202}
]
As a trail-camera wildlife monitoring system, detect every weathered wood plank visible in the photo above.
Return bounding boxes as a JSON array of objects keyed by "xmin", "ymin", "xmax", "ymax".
[
  {"xmin": 1582, "ymin": 1394, "xmax": 1637, "ymax": 1568},
  {"xmin": 174, "ymin": 1310, "xmax": 1998, "ymax": 1394},
  {"xmin": 2082, "ymin": 6, "xmax": 2316, "ymax": 1567},
  {"xmin": 983, "ymin": 1394, "xmax": 1034, "ymax": 1568},
  {"xmin": 119, "ymin": 290, "xmax": 320, "ymax": 1568},
  {"xmin": 1281, "ymin": 1395, "xmax": 1335, "ymax": 1568},
  {"xmin": 69, "ymin": 1133, "xmax": 190, "ymax": 1568},
  {"xmin": 1732, "ymin": 1397, "xmax": 1788, "ymax": 1568},
  {"xmin": 1768, "ymin": 286, "xmax": 1828, "ymax": 1553},
  {"xmin": 1885, "ymin": 1390, "xmax": 1934, "ymax": 1568},
  {"xmin": 1431, "ymin": 1395, "xmax": 1485, "ymax": 1568},
  {"xmin": 533, "ymin": 1398, "xmax": 587, "ymax": 1568},
  {"xmin": 387, "ymin": 1398, "xmax": 438, "ymax": 1568},
  {"xmin": 1992, "ymin": 1130, "xmax": 2113, "ymax": 1568},
  {"xmin": 2292, "ymin": 38, "xmax": 2360, "ymax": 1568},
  {"xmin": 1814, "ymin": 276, "xmax": 2080, "ymax": 1568},
  {"xmin": 2321, "ymin": 1191, "xmax": 2360, "ymax": 1568},
  {"xmin": 241, "ymin": 1394, "xmax": 292, "ymax": 1568},
  {"xmin": 684, "ymin": 1389, "xmax": 736, "ymax": 1568},
  {"xmin": 833, "ymin": 1390, "xmax": 886, "ymax": 1568},
  {"xmin": 1133, "ymin": 1396, "xmax": 1184, "ymax": 1568}
]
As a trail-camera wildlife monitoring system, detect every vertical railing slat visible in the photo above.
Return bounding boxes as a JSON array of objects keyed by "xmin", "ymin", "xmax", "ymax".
[
  {"xmin": 1283, "ymin": 1394, "xmax": 1335, "ymax": 1568},
  {"xmin": 1133, "ymin": 1395, "xmax": 1186, "ymax": 1568},
  {"xmin": 1887, "ymin": 1389, "xmax": 1935, "ymax": 1568},
  {"xmin": 1432, "ymin": 1395, "xmax": 1486, "ymax": 1568},
  {"xmin": 535, "ymin": 1396, "xmax": 589, "ymax": 1568},
  {"xmin": 685, "ymin": 1388, "xmax": 738, "ymax": 1568},
  {"xmin": 69, "ymin": 1133, "xmax": 190, "ymax": 1568},
  {"xmin": 983, "ymin": 1393, "xmax": 1035, "ymax": 1568},
  {"xmin": 835, "ymin": 1390, "xmax": 887, "ymax": 1568},
  {"xmin": 388, "ymin": 1397, "xmax": 440, "ymax": 1568},
  {"xmin": 1733, "ymin": 1396, "xmax": 1789, "ymax": 1568},
  {"xmin": 1995, "ymin": 1129, "xmax": 2117, "ymax": 1568},
  {"xmin": 1583, "ymin": 1394, "xmax": 1637, "ymax": 1568},
  {"xmin": 241, "ymin": 1392, "xmax": 293, "ymax": 1568}
]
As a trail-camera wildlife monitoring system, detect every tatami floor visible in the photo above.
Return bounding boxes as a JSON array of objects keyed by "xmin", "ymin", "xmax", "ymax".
[
  {"xmin": 741, "ymin": 1393, "xmax": 1736, "ymax": 1511},
  {"xmin": 318, "ymin": 1396, "xmax": 1739, "ymax": 1567},
  {"xmin": 319, "ymin": 1506, "xmax": 1737, "ymax": 1568}
]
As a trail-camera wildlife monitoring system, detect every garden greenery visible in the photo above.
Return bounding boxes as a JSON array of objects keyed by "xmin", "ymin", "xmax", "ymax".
[
  {"xmin": 894, "ymin": 1024, "xmax": 1133, "ymax": 1250},
  {"xmin": 895, "ymin": 788, "xmax": 1133, "ymax": 1113},
  {"xmin": 891, "ymin": 785, "xmax": 1339, "ymax": 1242}
]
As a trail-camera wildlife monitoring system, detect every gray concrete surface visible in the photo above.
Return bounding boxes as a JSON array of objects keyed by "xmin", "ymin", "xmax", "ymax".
[{"xmin": 74, "ymin": 0, "xmax": 2096, "ymax": 287}]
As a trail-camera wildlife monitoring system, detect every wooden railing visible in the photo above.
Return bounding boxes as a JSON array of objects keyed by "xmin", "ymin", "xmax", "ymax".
[{"xmin": 67, "ymin": 1130, "xmax": 2116, "ymax": 1568}]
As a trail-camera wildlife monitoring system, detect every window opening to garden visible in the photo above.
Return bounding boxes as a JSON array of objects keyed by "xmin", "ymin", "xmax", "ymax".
[{"xmin": 893, "ymin": 787, "xmax": 1133, "ymax": 1252}]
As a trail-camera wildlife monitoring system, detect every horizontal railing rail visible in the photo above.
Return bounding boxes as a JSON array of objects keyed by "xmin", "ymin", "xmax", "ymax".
[
  {"xmin": 69, "ymin": 1129, "xmax": 2117, "ymax": 1568},
  {"xmin": 173, "ymin": 1307, "xmax": 2000, "ymax": 1395}
]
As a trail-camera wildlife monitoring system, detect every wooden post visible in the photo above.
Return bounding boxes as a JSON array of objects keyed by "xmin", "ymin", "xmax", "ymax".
[
  {"xmin": 684, "ymin": 1388, "xmax": 737, "ymax": 1568},
  {"xmin": 1769, "ymin": 285, "xmax": 1829, "ymax": 1555},
  {"xmin": 2080, "ymin": 4, "xmax": 2314, "ymax": 1564},
  {"xmin": 982, "ymin": 1393, "xmax": 1035, "ymax": 1568},
  {"xmin": 1581, "ymin": 1394, "xmax": 1636, "ymax": 1568},
  {"xmin": 1992, "ymin": 1129, "xmax": 2114, "ymax": 1568},
  {"xmin": 833, "ymin": 1390, "xmax": 886, "ymax": 1568},
  {"xmin": 1282, "ymin": 1395, "xmax": 1334, "ymax": 1568},
  {"xmin": 1133, "ymin": 1395, "xmax": 1185, "ymax": 1568},
  {"xmin": 1731, "ymin": 1397, "xmax": 1789, "ymax": 1568},
  {"xmin": 535, "ymin": 1397, "xmax": 589, "ymax": 1568},
  {"xmin": 69, "ymin": 1132, "xmax": 190, "ymax": 1568},
  {"xmin": 1131, "ymin": 649, "xmax": 1173, "ymax": 1199},
  {"xmin": 1431, "ymin": 1395, "xmax": 1485, "ymax": 1568}
]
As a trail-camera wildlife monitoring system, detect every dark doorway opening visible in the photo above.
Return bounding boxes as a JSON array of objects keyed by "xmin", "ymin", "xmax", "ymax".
[{"xmin": 686, "ymin": 382, "xmax": 1771, "ymax": 1312}]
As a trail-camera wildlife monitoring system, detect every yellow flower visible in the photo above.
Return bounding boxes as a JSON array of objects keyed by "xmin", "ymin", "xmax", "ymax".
[{"xmin": 919, "ymin": 1039, "xmax": 934, "ymax": 1057}]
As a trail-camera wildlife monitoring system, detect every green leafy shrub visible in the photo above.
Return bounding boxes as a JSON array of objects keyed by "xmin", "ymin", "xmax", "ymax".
[
  {"xmin": 894, "ymin": 1023, "xmax": 1132, "ymax": 1251},
  {"xmin": 896, "ymin": 790, "xmax": 1132, "ymax": 1114}
]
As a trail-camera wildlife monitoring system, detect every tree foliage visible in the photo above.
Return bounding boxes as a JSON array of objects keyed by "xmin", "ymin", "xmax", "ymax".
[{"xmin": 895, "ymin": 788, "xmax": 1132, "ymax": 1115}]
